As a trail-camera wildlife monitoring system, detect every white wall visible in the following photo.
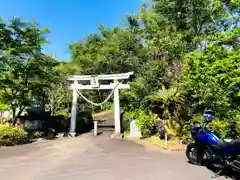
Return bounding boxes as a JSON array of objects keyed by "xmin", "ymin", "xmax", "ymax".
[
  {"xmin": 0, "ymin": 109, "xmax": 26, "ymax": 118},
  {"xmin": 0, "ymin": 111, "xmax": 10, "ymax": 118}
]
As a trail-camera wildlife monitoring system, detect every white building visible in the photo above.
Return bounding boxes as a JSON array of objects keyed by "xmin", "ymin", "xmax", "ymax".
[{"xmin": 0, "ymin": 111, "xmax": 10, "ymax": 118}]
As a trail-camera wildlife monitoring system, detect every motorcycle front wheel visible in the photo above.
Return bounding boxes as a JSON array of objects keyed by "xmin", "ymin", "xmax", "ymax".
[{"xmin": 186, "ymin": 143, "xmax": 204, "ymax": 165}]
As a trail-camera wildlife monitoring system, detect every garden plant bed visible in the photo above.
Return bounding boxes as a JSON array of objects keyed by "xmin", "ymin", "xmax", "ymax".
[
  {"xmin": 126, "ymin": 135, "xmax": 186, "ymax": 152},
  {"xmin": 147, "ymin": 136, "xmax": 187, "ymax": 152}
]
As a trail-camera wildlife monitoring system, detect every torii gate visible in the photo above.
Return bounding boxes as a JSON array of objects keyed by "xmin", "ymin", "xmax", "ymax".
[{"xmin": 68, "ymin": 72, "xmax": 133, "ymax": 137}]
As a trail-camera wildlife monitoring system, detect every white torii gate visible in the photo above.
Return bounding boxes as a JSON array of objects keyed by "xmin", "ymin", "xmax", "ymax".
[{"xmin": 68, "ymin": 72, "xmax": 133, "ymax": 137}]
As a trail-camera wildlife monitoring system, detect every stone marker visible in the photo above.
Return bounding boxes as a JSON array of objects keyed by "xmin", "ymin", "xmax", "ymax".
[{"xmin": 130, "ymin": 120, "xmax": 141, "ymax": 137}]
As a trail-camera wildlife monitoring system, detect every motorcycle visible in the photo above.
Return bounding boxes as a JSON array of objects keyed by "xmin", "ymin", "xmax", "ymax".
[{"xmin": 186, "ymin": 110, "xmax": 240, "ymax": 179}]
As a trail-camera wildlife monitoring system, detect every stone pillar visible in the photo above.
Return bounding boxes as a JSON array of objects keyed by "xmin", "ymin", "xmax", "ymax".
[
  {"xmin": 69, "ymin": 81, "xmax": 78, "ymax": 137},
  {"xmin": 114, "ymin": 80, "xmax": 121, "ymax": 135},
  {"xmin": 94, "ymin": 120, "xmax": 98, "ymax": 136}
]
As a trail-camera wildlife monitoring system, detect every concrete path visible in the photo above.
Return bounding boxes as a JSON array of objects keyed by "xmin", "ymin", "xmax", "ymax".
[{"xmin": 0, "ymin": 132, "xmax": 226, "ymax": 180}]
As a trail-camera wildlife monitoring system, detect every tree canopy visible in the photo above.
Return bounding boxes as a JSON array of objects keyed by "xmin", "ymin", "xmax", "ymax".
[
  {"xmin": 0, "ymin": 0, "xmax": 240, "ymax": 138},
  {"xmin": 0, "ymin": 18, "xmax": 63, "ymax": 121},
  {"xmin": 67, "ymin": 0, "xmax": 240, "ymax": 138}
]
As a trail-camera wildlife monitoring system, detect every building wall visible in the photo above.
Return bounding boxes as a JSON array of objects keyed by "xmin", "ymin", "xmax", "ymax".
[
  {"xmin": 0, "ymin": 111, "xmax": 10, "ymax": 118},
  {"xmin": 0, "ymin": 110, "xmax": 26, "ymax": 118}
]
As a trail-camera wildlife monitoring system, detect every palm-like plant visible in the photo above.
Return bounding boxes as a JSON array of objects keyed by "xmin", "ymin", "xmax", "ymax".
[
  {"xmin": 145, "ymin": 85, "xmax": 185, "ymax": 109},
  {"xmin": 144, "ymin": 85, "xmax": 186, "ymax": 137}
]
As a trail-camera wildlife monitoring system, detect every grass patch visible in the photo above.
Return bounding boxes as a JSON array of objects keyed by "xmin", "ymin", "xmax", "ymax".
[
  {"xmin": 147, "ymin": 136, "xmax": 186, "ymax": 151},
  {"xmin": 149, "ymin": 136, "xmax": 177, "ymax": 146},
  {"xmin": 125, "ymin": 134, "xmax": 186, "ymax": 152}
]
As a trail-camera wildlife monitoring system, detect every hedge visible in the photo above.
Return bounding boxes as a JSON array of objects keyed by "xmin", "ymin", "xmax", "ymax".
[{"xmin": 0, "ymin": 124, "xmax": 28, "ymax": 146}]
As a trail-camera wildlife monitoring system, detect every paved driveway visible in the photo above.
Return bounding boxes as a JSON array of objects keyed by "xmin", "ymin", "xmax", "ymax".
[{"xmin": 0, "ymin": 132, "xmax": 226, "ymax": 180}]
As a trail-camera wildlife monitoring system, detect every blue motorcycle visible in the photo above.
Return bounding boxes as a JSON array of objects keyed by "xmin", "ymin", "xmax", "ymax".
[{"xmin": 186, "ymin": 110, "xmax": 240, "ymax": 178}]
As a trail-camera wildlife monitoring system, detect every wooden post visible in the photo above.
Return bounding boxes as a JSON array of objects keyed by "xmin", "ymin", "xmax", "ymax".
[{"xmin": 164, "ymin": 132, "xmax": 168, "ymax": 146}]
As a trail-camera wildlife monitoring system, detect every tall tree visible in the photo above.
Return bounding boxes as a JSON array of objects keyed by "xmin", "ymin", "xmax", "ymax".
[{"xmin": 0, "ymin": 17, "xmax": 60, "ymax": 123}]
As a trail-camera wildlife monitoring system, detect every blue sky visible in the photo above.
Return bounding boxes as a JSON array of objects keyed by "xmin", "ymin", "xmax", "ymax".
[{"xmin": 0, "ymin": 0, "xmax": 144, "ymax": 60}]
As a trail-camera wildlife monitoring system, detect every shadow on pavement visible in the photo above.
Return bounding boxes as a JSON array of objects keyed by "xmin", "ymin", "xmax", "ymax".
[{"xmin": 187, "ymin": 160, "xmax": 240, "ymax": 179}]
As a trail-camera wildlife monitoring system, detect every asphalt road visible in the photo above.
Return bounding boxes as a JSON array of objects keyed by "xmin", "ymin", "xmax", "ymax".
[{"xmin": 0, "ymin": 131, "xmax": 228, "ymax": 180}]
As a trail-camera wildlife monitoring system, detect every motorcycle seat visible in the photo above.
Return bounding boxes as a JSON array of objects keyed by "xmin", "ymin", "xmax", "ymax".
[{"xmin": 215, "ymin": 139, "xmax": 240, "ymax": 152}]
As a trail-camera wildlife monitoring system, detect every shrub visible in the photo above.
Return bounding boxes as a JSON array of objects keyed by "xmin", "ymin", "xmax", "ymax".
[
  {"xmin": 101, "ymin": 102, "xmax": 114, "ymax": 111},
  {"xmin": 164, "ymin": 119, "xmax": 182, "ymax": 137},
  {"xmin": 75, "ymin": 110, "xmax": 94, "ymax": 133},
  {"xmin": 32, "ymin": 131, "xmax": 44, "ymax": 139},
  {"xmin": 0, "ymin": 117, "xmax": 8, "ymax": 124},
  {"xmin": 125, "ymin": 110, "xmax": 157, "ymax": 138},
  {"xmin": 234, "ymin": 113, "xmax": 240, "ymax": 138},
  {"xmin": 0, "ymin": 124, "xmax": 28, "ymax": 146},
  {"xmin": 56, "ymin": 111, "xmax": 71, "ymax": 118},
  {"xmin": 182, "ymin": 114, "xmax": 232, "ymax": 140},
  {"xmin": 208, "ymin": 120, "xmax": 230, "ymax": 139},
  {"xmin": 122, "ymin": 112, "xmax": 133, "ymax": 132},
  {"xmin": 182, "ymin": 114, "xmax": 203, "ymax": 140}
]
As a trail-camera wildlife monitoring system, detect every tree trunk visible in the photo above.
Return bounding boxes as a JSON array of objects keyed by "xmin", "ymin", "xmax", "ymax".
[
  {"xmin": 12, "ymin": 107, "xmax": 16, "ymax": 126},
  {"xmin": 50, "ymin": 104, "xmax": 56, "ymax": 116},
  {"xmin": 17, "ymin": 106, "xmax": 25, "ymax": 117}
]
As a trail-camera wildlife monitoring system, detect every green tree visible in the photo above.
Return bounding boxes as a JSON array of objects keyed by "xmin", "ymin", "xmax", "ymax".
[
  {"xmin": 65, "ymin": 0, "xmax": 239, "ymax": 138},
  {"xmin": 0, "ymin": 17, "xmax": 60, "ymax": 123},
  {"xmin": 44, "ymin": 62, "xmax": 76, "ymax": 115}
]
